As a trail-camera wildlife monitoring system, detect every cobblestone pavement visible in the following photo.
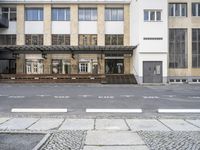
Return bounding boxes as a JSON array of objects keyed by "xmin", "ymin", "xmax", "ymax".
[
  {"xmin": 40, "ymin": 131, "xmax": 86, "ymax": 150},
  {"xmin": 138, "ymin": 131, "xmax": 200, "ymax": 150}
]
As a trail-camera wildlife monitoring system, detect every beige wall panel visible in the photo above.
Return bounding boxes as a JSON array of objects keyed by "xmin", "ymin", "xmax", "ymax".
[
  {"xmin": 70, "ymin": 5, "xmax": 78, "ymax": 46},
  {"xmin": 44, "ymin": 4, "xmax": 52, "ymax": 45},
  {"xmin": 43, "ymin": 54, "xmax": 52, "ymax": 74},
  {"xmin": 97, "ymin": 5, "xmax": 105, "ymax": 46},
  {"xmin": 124, "ymin": 4, "xmax": 130, "ymax": 46}
]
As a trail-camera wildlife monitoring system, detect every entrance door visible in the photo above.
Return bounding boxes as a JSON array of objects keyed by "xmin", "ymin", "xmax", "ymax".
[{"xmin": 143, "ymin": 61, "xmax": 162, "ymax": 83}]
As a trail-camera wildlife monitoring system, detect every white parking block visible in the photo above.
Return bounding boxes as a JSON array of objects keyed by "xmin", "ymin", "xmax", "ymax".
[
  {"xmin": 0, "ymin": 118, "xmax": 38, "ymax": 130},
  {"xmin": 158, "ymin": 109, "xmax": 200, "ymax": 113},
  {"xmin": 126, "ymin": 119, "xmax": 170, "ymax": 131},
  {"xmin": 186, "ymin": 120, "xmax": 200, "ymax": 128},
  {"xmin": 159, "ymin": 119, "xmax": 200, "ymax": 131},
  {"xmin": 28, "ymin": 118, "xmax": 64, "ymax": 130},
  {"xmin": 85, "ymin": 131, "xmax": 145, "ymax": 145},
  {"xmin": 86, "ymin": 109, "xmax": 142, "ymax": 113},
  {"xmin": 83, "ymin": 146, "xmax": 149, "ymax": 150},
  {"xmin": 95, "ymin": 119, "xmax": 129, "ymax": 130},
  {"xmin": 59, "ymin": 119, "xmax": 94, "ymax": 130},
  {"xmin": 11, "ymin": 108, "xmax": 67, "ymax": 113}
]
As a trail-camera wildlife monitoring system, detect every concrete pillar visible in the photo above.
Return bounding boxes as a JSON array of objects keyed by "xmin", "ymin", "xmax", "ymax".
[
  {"xmin": 71, "ymin": 54, "xmax": 78, "ymax": 74},
  {"xmin": 98, "ymin": 54, "xmax": 105, "ymax": 74},
  {"xmin": 97, "ymin": 5, "xmax": 105, "ymax": 46},
  {"xmin": 44, "ymin": 4, "xmax": 52, "ymax": 45},
  {"xmin": 124, "ymin": 54, "xmax": 131, "ymax": 74},
  {"xmin": 124, "ymin": 4, "xmax": 130, "ymax": 46},
  {"xmin": 16, "ymin": 54, "xmax": 25, "ymax": 74},
  {"xmin": 16, "ymin": 4, "xmax": 25, "ymax": 45},
  {"xmin": 43, "ymin": 54, "xmax": 52, "ymax": 74},
  {"xmin": 70, "ymin": 5, "xmax": 78, "ymax": 46}
]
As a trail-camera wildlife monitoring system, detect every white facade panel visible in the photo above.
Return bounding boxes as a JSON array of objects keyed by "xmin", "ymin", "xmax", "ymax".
[
  {"xmin": 105, "ymin": 21, "xmax": 124, "ymax": 34},
  {"xmin": 79, "ymin": 21, "xmax": 97, "ymax": 34},
  {"xmin": 52, "ymin": 21, "xmax": 70, "ymax": 34},
  {"xmin": 0, "ymin": 22, "xmax": 17, "ymax": 34},
  {"xmin": 25, "ymin": 21, "xmax": 44, "ymax": 34}
]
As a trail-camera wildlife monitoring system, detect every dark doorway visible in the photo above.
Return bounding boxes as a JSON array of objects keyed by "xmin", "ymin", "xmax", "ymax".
[{"xmin": 105, "ymin": 59, "xmax": 124, "ymax": 74}]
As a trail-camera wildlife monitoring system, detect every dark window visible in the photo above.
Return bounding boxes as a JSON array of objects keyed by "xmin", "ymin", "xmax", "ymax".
[
  {"xmin": 105, "ymin": 35, "xmax": 124, "ymax": 45},
  {"xmin": 25, "ymin": 34, "xmax": 43, "ymax": 45},
  {"xmin": 25, "ymin": 8, "xmax": 43, "ymax": 21},
  {"xmin": 0, "ymin": 35, "xmax": 16, "ymax": 45},
  {"xmin": 144, "ymin": 10, "xmax": 162, "ymax": 21},
  {"xmin": 105, "ymin": 8, "xmax": 124, "ymax": 21},
  {"xmin": 192, "ymin": 29, "xmax": 200, "ymax": 68},
  {"xmin": 169, "ymin": 3, "xmax": 187, "ymax": 17},
  {"xmin": 169, "ymin": 29, "xmax": 188, "ymax": 68},
  {"xmin": 192, "ymin": 3, "xmax": 200, "ymax": 16},
  {"xmin": 78, "ymin": 8, "xmax": 97, "ymax": 21},
  {"xmin": 2, "ymin": 7, "xmax": 16, "ymax": 21},
  {"xmin": 52, "ymin": 8, "xmax": 70, "ymax": 21},
  {"xmin": 52, "ymin": 34, "xmax": 70, "ymax": 45},
  {"xmin": 79, "ymin": 34, "xmax": 97, "ymax": 46}
]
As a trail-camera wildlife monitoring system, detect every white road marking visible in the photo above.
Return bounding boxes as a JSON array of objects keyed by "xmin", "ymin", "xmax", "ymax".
[
  {"xmin": 163, "ymin": 95, "xmax": 176, "ymax": 98},
  {"xmin": 78, "ymin": 95, "xmax": 92, "ymax": 98},
  {"xmin": 158, "ymin": 109, "xmax": 200, "ymax": 113},
  {"xmin": 98, "ymin": 96, "xmax": 114, "ymax": 99},
  {"xmin": 36, "ymin": 95, "xmax": 51, "ymax": 97},
  {"xmin": 11, "ymin": 108, "xmax": 68, "ymax": 113},
  {"xmin": 120, "ymin": 95, "xmax": 135, "ymax": 98},
  {"xmin": 8, "ymin": 96, "xmax": 25, "ymax": 99},
  {"xmin": 0, "ymin": 95, "xmax": 8, "ymax": 97},
  {"xmin": 143, "ymin": 96, "xmax": 159, "ymax": 99},
  {"xmin": 86, "ymin": 109, "xmax": 142, "ymax": 113},
  {"xmin": 54, "ymin": 96, "xmax": 70, "ymax": 99},
  {"xmin": 189, "ymin": 96, "xmax": 200, "ymax": 99}
]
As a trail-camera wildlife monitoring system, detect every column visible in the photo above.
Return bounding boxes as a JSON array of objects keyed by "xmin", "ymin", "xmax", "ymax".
[
  {"xmin": 124, "ymin": 4, "xmax": 130, "ymax": 46},
  {"xmin": 97, "ymin": 5, "xmax": 105, "ymax": 46},
  {"xmin": 70, "ymin": 5, "xmax": 78, "ymax": 46}
]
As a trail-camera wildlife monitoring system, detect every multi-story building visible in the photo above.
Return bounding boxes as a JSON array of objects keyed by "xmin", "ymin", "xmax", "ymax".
[{"xmin": 0, "ymin": 0, "xmax": 199, "ymax": 84}]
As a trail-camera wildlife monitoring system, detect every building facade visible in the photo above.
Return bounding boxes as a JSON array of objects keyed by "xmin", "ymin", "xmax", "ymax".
[{"xmin": 0, "ymin": 0, "xmax": 199, "ymax": 84}]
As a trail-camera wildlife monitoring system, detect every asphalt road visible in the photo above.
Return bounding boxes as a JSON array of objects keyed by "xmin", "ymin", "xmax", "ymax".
[{"xmin": 0, "ymin": 83, "xmax": 200, "ymax": 117}]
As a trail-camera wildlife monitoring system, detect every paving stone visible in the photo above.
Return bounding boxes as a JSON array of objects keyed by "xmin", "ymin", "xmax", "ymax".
[
  {"xmin": 95, "ymin": 119, "xmax": 129, "ymax": 130},
  {"xmin": 85, "ymin": 130, "xmax": 145, "ymax": 145},
  {"xmin": 160, "ymin": 119, "xmax": 200, "ymax": 131},
  {"xmin": 126, "ymin": 119, "xmax": 170, "ymax": 131},
  {"xmin": 186, "ymin": 120, "xmax": 200, "ymax": 128},
  {"xmin": 0, "ymin": 118, "xmax": 38, "ymax": 130},
  {"xmin": 59, "ymin": 119, "xmax": 94, "ymax": 130},
  {"xmin": 83, "ymin": 146, "xmax": 149, "ymax": 150},
  {"xmin": 138, "ymin": 131, "xmax": 200, "ymax": 150},
  {"xmin": 0, "ymin": 118, "xmax": 10, "ymax": 124},
  {"xmin": 28, "ymin": 118, "xmax": 64, "ymax": 130}
]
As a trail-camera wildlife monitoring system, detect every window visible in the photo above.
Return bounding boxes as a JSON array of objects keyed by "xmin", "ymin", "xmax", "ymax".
[
  {"xmin": 169, "ymin": 29, "xmax": 188, "ymax": 68},
  {"xmin": 0, "ymin": 35, "xmax": 16, "ymax": 45},
  {"xmin": 105, "ymin": 8, "xmax": 124, "ymax": 21},
  {"xmin": 25, "ymin": 35, "xmax": 43, "ymax": 45},
  {"xmin": 26, "ymin": 60, "xmax": 43, "ymax": 74},
  {"xmin": 2, "ymin": 7, "xmax": 16, "ymax": 21},
  {"xmin": 79, "ymin": 63, "xmax": 88, "ymax": 73},
  {"xmin": 79, "ymin": 34, "xmax": 97, "ymax": 46},
  {"xmin": 105, "ymin": 35, "xmax": 124, "ymax": 45},
  {"xmin": 52, "ymin": 34, "xmax": 70, "ymax": 45},
  {"xmin": 169, "ymin": 3, "xmax": 187, "ymax": 17},
  {"xmin": 192, "ymin": 29, "xmax": 200, "ymax": 68},
  {"xmin": 192, "ymin": 3, "xmax": 200, "ymax": 16},
  {"xmin": 78, "ymin": 8, "xmax": 97, "ymax": 21},
  {"xmin": 25, "ymin": 8, "xmax": 43, "ymax": 21},
  {"xmin": 144, "ymin": 10, "xmax": 161, "ymax": 21},
  {"xmin": 52, "ymin": 8, "xmax": 70, "ymax": 21}
]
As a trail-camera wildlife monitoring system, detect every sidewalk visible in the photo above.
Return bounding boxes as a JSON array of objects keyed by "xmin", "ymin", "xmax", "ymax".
[{"xmin": 0, "ymin": 117, "xmax": 200, "ymax": 150}]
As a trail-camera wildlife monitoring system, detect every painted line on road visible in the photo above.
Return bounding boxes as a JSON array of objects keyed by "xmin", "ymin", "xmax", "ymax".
[
  {"xmin": 86, "ymin": 109, "xmax": 142, "ymax": 113},
  {"xmin": 8, "ymin": 96, "xmax": 25, "ymax": 98},
  {"xmin": 158, "ymin": 109, "xmax": 200, "ymax": 113},
  {"xmin": 11, "ymin": 108, "xmax": 68, "ymax": 113}
]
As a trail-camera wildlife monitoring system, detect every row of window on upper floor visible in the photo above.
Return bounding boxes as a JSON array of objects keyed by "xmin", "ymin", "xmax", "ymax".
[{"xmin": 1, "ymin": 7, "xmax": 124, "ymax": 21}]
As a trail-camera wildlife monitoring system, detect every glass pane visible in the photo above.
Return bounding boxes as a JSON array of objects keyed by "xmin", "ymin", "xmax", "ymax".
[
  {"xmin": 198, "ymin": 4, "xmax": 200, "ymax": 16},
  {"xmin": 85, "ymin": 9, "xmax": 91, "ymax": 21},
  {"xmin": 105, "ymin": 35, "xmax": 110, "ymax": 45},
  {"xmin": 175, "ymin": 4, "xmax": 180, "ymax": 16},
  {"xmin": 192, "ymin": 29, "xmax": 197, "ymax": 41},
  {"xmin": 156, "ymin": 11, "xmax": 161, "ymax": 21},
  {"xmin": 66, "ymin": 9, "xmax": 70, "ymax": 21},
  {"xmin": 118, "ymin": 9, "xmax": 124, "ymax": 21},
  {"xmin": 2, "ymin": 8, "xmax": 8, "ymax": 12},
  {"xmin": 181, "ymin": 4, "xmax": 187, "ymax": 16},
  {"xmin": 192, "ymin": 42, "xmax": 198, "ymax": 54},
  {"xmin": 79, "ymin": 9, "xmax": 84, "ymax": 21},
  {"xmin": 105, "ymin": 9, "xmax": 111, "ymax": 21},
  {"xmin": 150, "ymin": 11, "xmax": 155, "ymax": 21},
  {"xmin": 52, "ymin": 9, "xmax": 57, "ymax": 21},
  {"xmin": 144, "ymin": 11, "xmax": 149, "ymax": 21},
  {"xmin": 58, "ymin": 9, "xmax": 65, "ymax": 21},
  {"xmin": 169, "ymin": 4, "xmax": 174, "ymax": 16},
  {"xmin": 118, "ymin": 35, "xmax": 124, "ymax": 45},
  {"xmin": 192, "ymin": 55, "xmax": 198, "ymax": 68},
  {"xmin": 91, "ymin": 9, "xmax": 97, "ymax": 21},
  {"xmin": 10, "ymin": 13, "xmax": 16, "ymax": 21},
  {"xmin": 111, "ymin": 35, "xmax": 117, "ymax": 45},
  {"xmin": 192, "ymin": 3, "xmax": 196, "ymax": 16},
  {"xmin": 111, "ymin": 9, "xmax": 118, "ymax": 21}
]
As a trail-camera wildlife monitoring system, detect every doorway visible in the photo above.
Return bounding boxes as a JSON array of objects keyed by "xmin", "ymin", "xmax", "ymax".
[{"xmin": 105, "ymin": 59, "xmax": 124, "ymax": 74}]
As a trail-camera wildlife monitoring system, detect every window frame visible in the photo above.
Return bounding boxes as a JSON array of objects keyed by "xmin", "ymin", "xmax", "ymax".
[
  {"xmin": 78, "ymin": 8, "xmax": 97, "ymax": 21},
  {"xmin": 144, "ymin": 10, "xmax": 162, "ymax": 22},
  {"xmin": 25, "ymin": 34, "xmax": 43, "ymax": 45},
  {"xmin": 25, "ymin": 8, "xmax": 44, "ymax": 21},
  {"xmin": 105, "ymin": 34, "xmax": 124, "ymax": 45},
  {"xmin": 168, "ymin": 3, "xmax": 187, "ymax": 17},
  {"xmin": 52, "ymin": 8, "xmax": 70, "ymax": 21},
  {"xmin": 192, "ymin": 3, "xmax": 200, "ymax": 16},
  {"xmin": 52, "ymin": 34, "xmax": 70, "ymax": 45},
  {"xmin": 192, "ymin": 29, "xmax": 200, "ymax": 68},
  {"xmin": 0, "ymin": 34, "xmax": 16, "ymax": 45},
  {"xmin": 2, "ymin": 7, "xmax": 16, "ymax": 21},
  {"xmin": 105, "ymin": 8, "xmax": 124, "ymax": 21}
]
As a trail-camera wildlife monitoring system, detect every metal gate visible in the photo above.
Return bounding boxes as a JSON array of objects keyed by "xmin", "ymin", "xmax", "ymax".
[{"xmin": 143, "ymin": 61, "xmax": 162, "ymax": 83}]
